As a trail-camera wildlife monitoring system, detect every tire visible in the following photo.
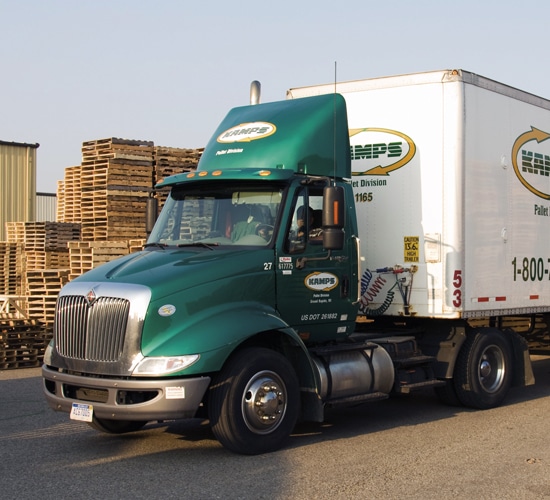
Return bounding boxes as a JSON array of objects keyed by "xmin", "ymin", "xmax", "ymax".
[
  {"xmin": 454, "ymin": 329, "xmax": 513, "ymax": 409},
  {"xmin": 208, "ymin": 347, "xmax": 300, "ymax": 455},
  {"xmin": 434, "ymin": 379, "xmax": 463, "ymax": 407},
  {"xmin": 88, "ymin": 417, "xmax": 148, "ymax": 434}
]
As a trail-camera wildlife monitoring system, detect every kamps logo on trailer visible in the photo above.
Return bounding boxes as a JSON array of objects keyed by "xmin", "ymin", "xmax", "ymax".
[
  {"xmin": 512, "ymin": 126, "xmax": 550, "ymax": 199},
  {"xmin": 349, "ymin": 128, "xmax": 416, "ymax": 176}
]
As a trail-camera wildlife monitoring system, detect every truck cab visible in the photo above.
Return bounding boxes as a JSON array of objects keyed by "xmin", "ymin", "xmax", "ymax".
[{"xmin": 43, "ymin": 94, "xmax": 373, "ymax": 454}]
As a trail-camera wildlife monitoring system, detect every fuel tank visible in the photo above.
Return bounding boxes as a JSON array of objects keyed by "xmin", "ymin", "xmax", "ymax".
[{"xmin": 312, "ymin": 343, "xmax": 395, "ymax": 401}]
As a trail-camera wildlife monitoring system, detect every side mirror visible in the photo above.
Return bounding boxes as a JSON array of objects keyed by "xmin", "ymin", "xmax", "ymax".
[
  {"xmin": 146, "ymin": 194, "xmax": 158, "ymax": 235},
  {"xmin": 322, "ymin": 186, "xmax": 345, "ymax": 250}
]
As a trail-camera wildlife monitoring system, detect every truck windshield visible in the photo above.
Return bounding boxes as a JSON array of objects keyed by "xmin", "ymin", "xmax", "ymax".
[{"xmin": 148, "ymin": 182, "xmax": 284, "ymax": 247}]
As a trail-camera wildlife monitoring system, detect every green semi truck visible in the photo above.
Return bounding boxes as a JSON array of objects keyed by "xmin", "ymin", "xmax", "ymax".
[{"xmin": 44, "ymin": 70, "xmax": 548, "ymax": 454}]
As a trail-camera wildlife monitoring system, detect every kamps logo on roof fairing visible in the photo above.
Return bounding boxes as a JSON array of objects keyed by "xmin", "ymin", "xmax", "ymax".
[
  {"xmin": 217, "ymin": 122, "xmax": 276, "ymax": 143},
  {"xmin": 512, "ymin": 126, "xmax": 550, "ymax": 199}
]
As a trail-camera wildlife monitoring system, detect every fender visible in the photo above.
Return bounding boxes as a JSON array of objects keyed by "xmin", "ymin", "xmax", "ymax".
[{"xmin": 142, "ymin": 300, "xmax": 320, "ymax": 391}]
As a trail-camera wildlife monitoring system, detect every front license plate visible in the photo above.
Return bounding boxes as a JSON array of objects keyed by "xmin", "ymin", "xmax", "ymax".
[{"xmin": 70, "ymin": 402, "xmax": 93, "ymax": 422}]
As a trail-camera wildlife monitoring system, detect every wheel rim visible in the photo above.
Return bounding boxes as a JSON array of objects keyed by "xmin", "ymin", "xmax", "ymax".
[
  {"xmin": 241, "ymin": 370, "xmax": 287, "ymax": 435},
  {"xmin": 477, "ymin": 344, "xmax": 506, "ymax": 393}
]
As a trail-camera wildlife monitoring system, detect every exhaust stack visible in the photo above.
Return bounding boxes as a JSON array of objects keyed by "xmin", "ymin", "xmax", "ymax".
[{"xmin": 250, "ymin": 80, "xmax": 261, "ymax": 105}]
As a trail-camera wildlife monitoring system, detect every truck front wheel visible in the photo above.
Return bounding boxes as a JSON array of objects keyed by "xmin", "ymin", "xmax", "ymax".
[
  {"xmin": 208, "ymin": 347, "xmax": 299, "ymax": 455},
  {"xmin": 454, "ymin": 329, "xmax": 512, "ymax": 409}
]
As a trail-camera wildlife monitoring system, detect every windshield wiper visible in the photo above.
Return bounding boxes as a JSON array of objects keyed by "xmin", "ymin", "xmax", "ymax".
[
  {"xmin": 143, "ymin": 242, "xmax": 168, "ymax": 249},
  {"xmin": 177, "ymin": 242, "xmax": 218, "ymax": 250}
]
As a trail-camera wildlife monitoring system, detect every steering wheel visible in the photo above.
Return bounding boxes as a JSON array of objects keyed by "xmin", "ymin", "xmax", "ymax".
[{"xmin": 255, "ymin": 224, "xmax": 274, "ymax": 240}]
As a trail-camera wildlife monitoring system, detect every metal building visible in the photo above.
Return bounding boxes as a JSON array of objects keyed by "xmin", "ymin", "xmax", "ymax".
[
  {"xmin": 36, "ymin": 192, "xmax": 57, "ymax": 222},
  {"xmin": 0, "ymin": 140, "xmax": 39, "ymax": 241}
]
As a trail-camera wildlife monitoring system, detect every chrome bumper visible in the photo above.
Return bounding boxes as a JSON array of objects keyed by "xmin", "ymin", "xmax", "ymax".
[{"xmin": 42, "ymin": 365, "xmax": 211, "ymax": 421}]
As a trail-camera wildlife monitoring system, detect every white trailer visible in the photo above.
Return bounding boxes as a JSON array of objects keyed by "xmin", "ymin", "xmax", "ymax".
[{"xmin": 289, "ymin": 69, "xmax": 550, "ymax": 320}]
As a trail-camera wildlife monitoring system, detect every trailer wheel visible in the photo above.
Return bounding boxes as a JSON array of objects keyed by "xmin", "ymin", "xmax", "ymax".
[
  {"xmin": 208, "ymin": 347, "xmax": 299, "ymax": 455},
  {"xmin": 88, "ymin": 417, "xmax": 148, "ymax": 434},
  {"xmin": 454, "ymin": 329, "xmax": 512, "ymax": 409}
]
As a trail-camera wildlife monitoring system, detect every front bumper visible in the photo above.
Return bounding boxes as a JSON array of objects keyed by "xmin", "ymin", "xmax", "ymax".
[{"xmin": 42, "ymin": 365, "xmax": 211, "ymax": 421}]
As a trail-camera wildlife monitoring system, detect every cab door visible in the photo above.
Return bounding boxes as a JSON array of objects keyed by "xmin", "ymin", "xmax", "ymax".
[{"xmin": 275, "ymin": 185, "xmax": 357, "ymax": 343}]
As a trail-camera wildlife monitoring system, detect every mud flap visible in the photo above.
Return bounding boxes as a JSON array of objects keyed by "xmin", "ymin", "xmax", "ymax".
[{"xmin": 505, "ymin": 329, "xmax": 535, "ymax": 387}]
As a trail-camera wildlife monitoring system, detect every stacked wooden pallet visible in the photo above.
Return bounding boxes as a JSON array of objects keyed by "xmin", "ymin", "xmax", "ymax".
[
  {"xmin": 154, "ymin": 146, "xmax": 203, "ymax": 181},
  {"xmin": 56, "ymin": 180, "xmax": 65, "ymax": 222},
  {"xmin": 0, "ymin": 319, "xmax": 50, "ymax": 369},
  {"xmin": 80, "ymin": 138, "xmax": 154, "ymax": 241},
  {"xmin": 26, "ymin": 269, "xmax": 70, "ymax": 325},
  {"xmin": 53, "ymin": 141, "xmax": 203, "ymax": 229},
  {"xmin": 57, "ymin": 166, "xmax": 82, "ymax": 223},
  {"xmin": 0, "ymin": 138, "xmax": 202, "ymax": 369},
  {"xmin": 5, "ymin": 221, "xmax": 80, "ymax": 251},
  {"xmin": 4, "ymin": 221, "xmax": 79, "ymax": 284},
  {"xmin": 0, "ymin": 242, "xmax": 23, "ymax": 295},
  {"xmin": 68, "ymin": 240, "xmax": 131, "ymax": 280},
  {"xmin": 154, "ymin": 146, "xmax": 203, "ymax": 208},
  {"xmin": 129, "ymin": 239, "xmax": 146, "ymax": 253},
  {"xmin": 0, "ymin": 296, "xmax": 27, "ymax": 319}
]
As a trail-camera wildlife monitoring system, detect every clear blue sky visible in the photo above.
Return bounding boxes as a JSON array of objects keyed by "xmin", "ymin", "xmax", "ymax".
[{"xmin": 2, "ymin": 0, "xmax": 549, "ymax": 193}]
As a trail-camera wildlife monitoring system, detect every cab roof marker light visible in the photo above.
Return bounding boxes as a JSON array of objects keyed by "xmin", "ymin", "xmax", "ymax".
[
  {"xmin": 212, "ymin": 170, "xmax": 223, "ymax": 176},
  {"xmin": 258, "ymin": 170, "xmax": 272, "ymax": 177},
  {"xmin": 198, "ymin": 171, "xmax": 208, "ymax": 177}
]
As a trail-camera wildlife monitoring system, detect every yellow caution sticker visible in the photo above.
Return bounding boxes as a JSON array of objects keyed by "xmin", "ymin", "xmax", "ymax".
[{"xmin": 404, "ymin": 236, "xmax": 419, "ymax": 262}]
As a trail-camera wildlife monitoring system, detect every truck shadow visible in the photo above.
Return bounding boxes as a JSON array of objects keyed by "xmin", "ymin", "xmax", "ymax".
[
  {"xmin": 151, "ymin": 354, "xmax": 550, "ymax": 452},
  {"xmin": 285, "ymin": 354, "xmax": 550, "ymax": 450}
]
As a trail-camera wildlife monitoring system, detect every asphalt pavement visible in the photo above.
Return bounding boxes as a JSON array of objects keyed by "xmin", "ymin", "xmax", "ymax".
[{"xmin": 1, "ymin": 356, "xmax": 550, "ymax": 499}]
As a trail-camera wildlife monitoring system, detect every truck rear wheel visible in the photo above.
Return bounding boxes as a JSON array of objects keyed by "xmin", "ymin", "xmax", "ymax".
[
  {"xmin": 454, "ymin": 329, "xmax": 512, "ymax": 409},
  {"xmin": 88, "ymin": 417, "xmax": 148, "ymax": 434},
  {"xmin": 208, "ymin": 347, "xmax": 299, "ymax": 455}
]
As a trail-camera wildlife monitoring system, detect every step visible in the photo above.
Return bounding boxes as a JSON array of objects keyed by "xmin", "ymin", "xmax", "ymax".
[
  {"xmin": 395, "ymin": 379, "xmax": 446, "ymax": 394},
  {"xmin": 326, "ymin": 392, "xmax": 389, "ymax": 408}
]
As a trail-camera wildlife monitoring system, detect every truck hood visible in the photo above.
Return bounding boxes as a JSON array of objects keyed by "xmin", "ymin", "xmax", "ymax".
[{"xmin": 72, "ymin": 247, "xmax": 271, "ymax": 302}]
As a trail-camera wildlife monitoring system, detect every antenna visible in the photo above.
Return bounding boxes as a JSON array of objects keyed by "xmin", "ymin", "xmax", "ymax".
[{"xmin": 333, "ymin": 61, "xmax": 337, "ymax": 182}]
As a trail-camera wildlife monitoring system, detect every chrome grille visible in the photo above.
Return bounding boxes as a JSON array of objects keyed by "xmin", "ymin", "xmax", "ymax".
[{"xmin": 55, "ymin": 295, "xmax": 130, "ymax": 362}]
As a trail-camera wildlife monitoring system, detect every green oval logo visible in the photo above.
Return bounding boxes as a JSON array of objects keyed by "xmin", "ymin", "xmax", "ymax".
[
  {"xmin": 512, "ymin": 127, "xmax": 550, "ymax": 199},
  {"xmin": 349, "ymin": 128, "xmax": 416, "ymax": 176}
]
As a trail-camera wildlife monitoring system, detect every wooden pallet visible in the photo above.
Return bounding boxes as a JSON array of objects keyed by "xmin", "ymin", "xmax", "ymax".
[
  {"xmin": 153, "ymin": 147, "xmax": 203, "ymax": 184},
  {"xmin": 0, "ymin": 243, "xmax": 23, "ymax": 295},
  {"xmin": 68, "ymin": 240, "xmax": 130, "ymax": 279},
  {"xmin": 0, "ymin": 319, "xmax": 49, "ymax": 369},
  {"xmin": 81, "ymin": 138, "xmax": 155, "ymax": 165},
  {"xmin": 57, "ymin": 166, "xmax": 82, "ymax": 223},
  {"xmin": 27, "ymin": 296, "xmax": 58, "ymax": 326},
  {"xmin": 5, "ymin": 222, "xmax": 81, "ymax": 251},
  {"xmin": 56, "ymin": 180, "xmax": 65, "ymax": 222},
  {"xmin": 80, "ymin": 165, "xmax": 153, "ymax": 191},
  {"xmin": 0, "ymin": 296, "xmax": 27, "ymax": 319},
  {"xmin": 26, "ymin": 269, "xmax": 70, "ymax": 295},
  {"xmin": 129, "ymin": 239, "xmax": 146, "ymax": 253}
]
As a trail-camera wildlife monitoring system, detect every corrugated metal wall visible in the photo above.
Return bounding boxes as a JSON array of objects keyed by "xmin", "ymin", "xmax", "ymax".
[
  {"xmin": 0, "ymin": 141, "xmax": 39, "ymax": 240},
  {"xmin": 36, "ymin": 192, "xmax": 57, "ymax": 222}
]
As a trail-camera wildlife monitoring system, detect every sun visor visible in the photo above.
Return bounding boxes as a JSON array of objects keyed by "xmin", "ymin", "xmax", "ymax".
[{"xmin": 196, "ymin": 94, "xmax": 351, "ymax": 179}]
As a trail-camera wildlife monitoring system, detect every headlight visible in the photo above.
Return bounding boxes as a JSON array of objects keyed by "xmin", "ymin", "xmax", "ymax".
[
  {"xmin": 132, "ymin": 355, "xmax": 200, "ymax": 376},
  {"xmin": 43, "ymin": 341, "xmax": 54, "ymax": 365}
]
